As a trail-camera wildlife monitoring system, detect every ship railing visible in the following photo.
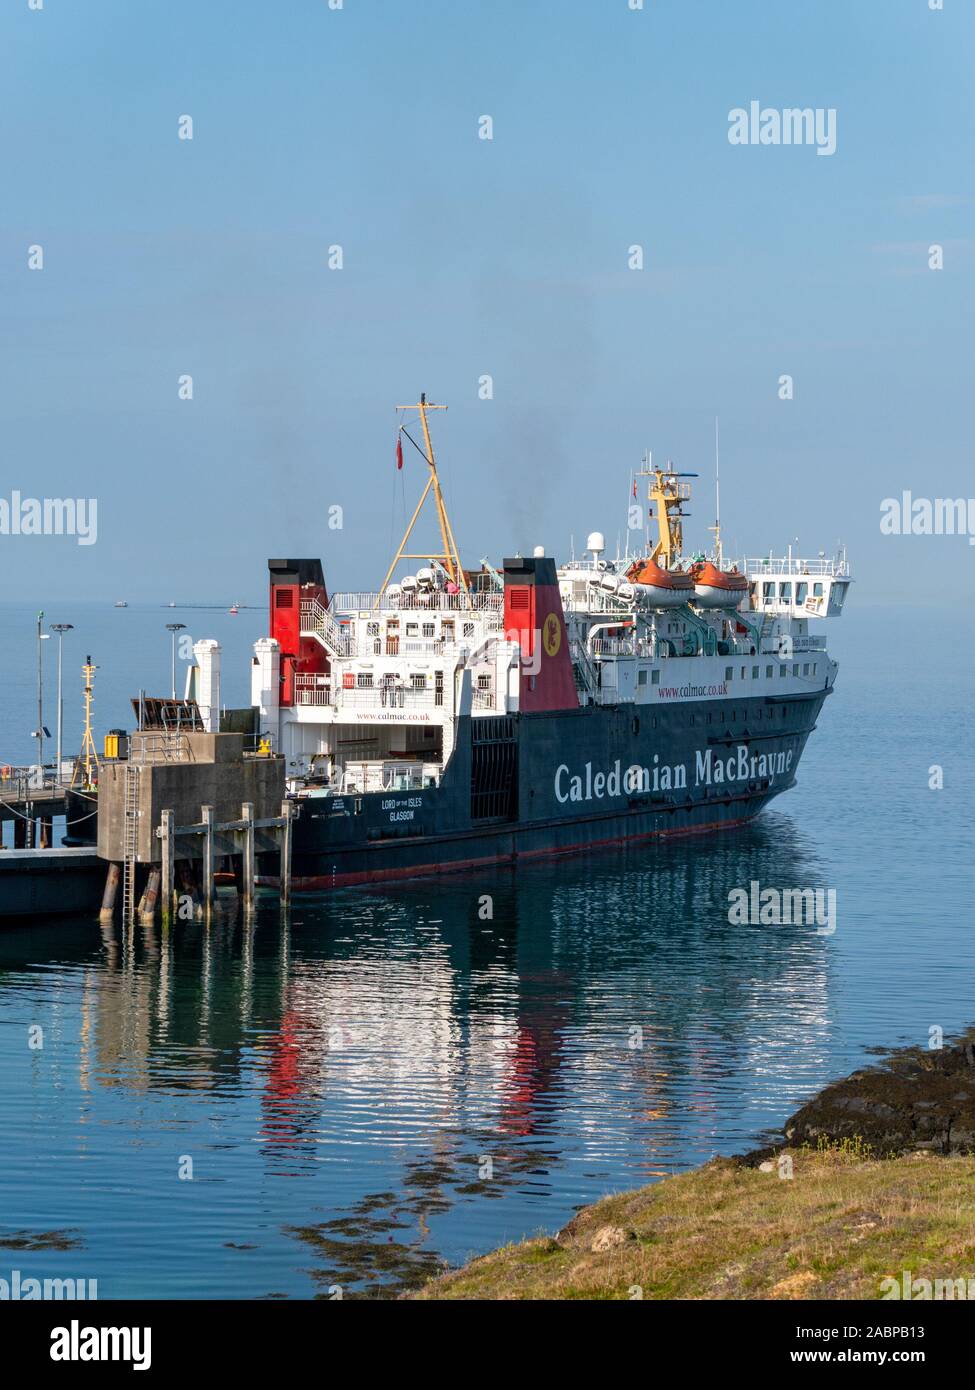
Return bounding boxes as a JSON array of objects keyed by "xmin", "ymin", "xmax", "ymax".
[
  {"xmin": 562, "ymin": 591, "xmax": 635, "ymax": 617},
  {"xmin": 294, "ymin": 679, "xmax": 446, "ymax": 712},
  {"xmin": 331, "ymin": 590, "xmax": 504, "ymax": 615},
  {"xmin": 294, "ymin": 675, "xmax": 332, "ymax": 706},
  {"xmin": 340, "ymin": 760, "xmax": 441, "ymax": 794},
  {"xmin": 339, "ymin": 687, "xmax": 443, "ymax": 710},
  {"xmin": 743, "ymin": 555, "xmax": 851, "ymax": 578},
  {"xmin": 400, "ymin": 638, "xmax": 470, "ymax": 656},
  {"xmin": 471, "ymin": 687, "xmax": 495, "ymax": 710},
  {"xmin": 361, "ymin": 630, "xmax": 502, "ymax": 656},
  {"xmin": 589, "ymin": 636, "xmax": 664, "ymax": 658}
]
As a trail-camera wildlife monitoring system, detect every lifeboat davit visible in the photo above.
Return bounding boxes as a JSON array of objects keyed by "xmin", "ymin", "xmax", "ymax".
[
  {"xmin": 692, "ymin": 561, "xmax": 749, "ymax": 609},
  {"xmin": 627, "ymin": 558, "xmax": 695, "ymax": 609}
]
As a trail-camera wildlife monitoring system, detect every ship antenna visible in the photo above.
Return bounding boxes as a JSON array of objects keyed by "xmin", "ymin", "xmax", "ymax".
[{"xmin": 709, "ymin": 415, "xmax": 723, "ymax": 567}]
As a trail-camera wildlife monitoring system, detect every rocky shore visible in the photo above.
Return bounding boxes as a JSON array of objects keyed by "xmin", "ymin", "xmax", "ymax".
[{"xmin": 744, "ymin": 1027, "xmax": 975, "ymax": 1164}]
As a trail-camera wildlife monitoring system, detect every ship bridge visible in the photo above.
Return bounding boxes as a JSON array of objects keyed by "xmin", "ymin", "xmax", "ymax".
[{"xmin": 744, "ymin": 553, "xmax": 852, "ymax": 620}]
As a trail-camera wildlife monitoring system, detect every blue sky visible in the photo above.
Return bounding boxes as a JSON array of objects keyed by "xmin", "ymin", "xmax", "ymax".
[{"xmin": 1, "ymin": 0, "xmax": 972, "ymax": 605}]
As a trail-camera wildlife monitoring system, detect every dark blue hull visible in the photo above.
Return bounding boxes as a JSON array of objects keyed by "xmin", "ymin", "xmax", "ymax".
[{"xmin": 289, "ymin": 686, "xmax": 830, "ymax": 889}]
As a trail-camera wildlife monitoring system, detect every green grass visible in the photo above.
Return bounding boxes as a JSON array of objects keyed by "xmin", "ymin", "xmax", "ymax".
[{"xmin": 412, "ymin": 1150, "xmax": 975, "ymax": 1301}]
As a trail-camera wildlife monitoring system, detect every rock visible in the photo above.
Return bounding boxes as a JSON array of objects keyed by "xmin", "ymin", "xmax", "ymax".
[
  {"xmin": 759, "ymin": 1161, "xmax": 776, "ymax": 1173},
  {"xmin": 590, "ymin": 1225, "xmax": 632, "ymax": 1253},
  {"xmin": 783, "ymin": 1029, "xmax": 975, "ymax": 1159}
]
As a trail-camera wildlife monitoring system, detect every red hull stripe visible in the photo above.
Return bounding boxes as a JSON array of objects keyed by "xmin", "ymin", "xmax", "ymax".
[{"xmin": 275, "ymin": 812, "xmax": 757, "ymax": 892}]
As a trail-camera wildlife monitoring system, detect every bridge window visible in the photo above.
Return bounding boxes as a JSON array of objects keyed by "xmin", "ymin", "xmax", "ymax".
[
  {"xmin": 779, "ymin": 582, "xmax": 792, "ymax": 602},
  {"xmin": 813, "ymin": 582, "xmax": 824, "ymax": 597},
  {"xmin": 725, "ymin": 667, "xmax": 733, "ymax": 681},
  {"xmin": 763, "ymin": 582, "xmax": 774, "ymax": 602},
  {"xmin": 651, "ymin": 670, "xmax": 660, "ymax": 685},
  {"xmin": 766, "ymin": 665, "xmax": 773, "ymax": 678},
  {"xmin": 752, "ymin": 665, "xmax": 759, "ymax": 679}
]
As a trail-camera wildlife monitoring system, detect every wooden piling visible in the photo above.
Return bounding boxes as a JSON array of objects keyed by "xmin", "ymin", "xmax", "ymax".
[
  {"xmin": 280, "ymin": 799, "xmax": 293, "ymax": 906},
  {"xmin": 202, "ymin": 805, "xmax": 215, "ymax": 913},
  {"xmin": 100, "ymin": 862, "xmax": 120, "ymax": 922},
  {"xmin": 139, "ymin": 868, "xmax": 161, "ymax": 923},
  {"xmin": 160, "ymin": 810, "xmax": 175, "ymax": 925},
  {"xmin": 241, "ymin": 802, "xmax": 255, "ymax": 913}
]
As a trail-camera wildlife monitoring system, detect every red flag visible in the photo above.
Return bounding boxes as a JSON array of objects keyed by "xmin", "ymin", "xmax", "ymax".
[
  {"xmin": 632, "ymin": 478, "xmax": 637, "ymax": 499},
  {"xmin": 396, "ymin": 435, "xmax": 404, "ymax": 470}
]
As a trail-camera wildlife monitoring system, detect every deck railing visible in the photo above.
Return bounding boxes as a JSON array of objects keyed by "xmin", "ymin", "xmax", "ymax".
[
  {"xmin": 744, "ymin": 555, "xmax": 850, "ymax": 578},
  {"xmin": 293, "ymin": 677, "xmax": 445, "ymax": 711},
  {"xmin": 332, "ymin": 590, "xmax": 503, "ymax": 614}
]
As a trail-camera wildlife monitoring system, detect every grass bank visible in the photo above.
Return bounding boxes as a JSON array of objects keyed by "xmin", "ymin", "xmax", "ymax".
[{"xmin": 414, "ymin": 1147, "xmax": 975, "ymax": 1300}]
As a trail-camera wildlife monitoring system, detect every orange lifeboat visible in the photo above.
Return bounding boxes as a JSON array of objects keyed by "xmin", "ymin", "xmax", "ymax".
[
  {"xmin": 691, "ymin": 561, "xmax": 749, "ymax": 609},
  {"xmin": 625, "ymin": 557, "xmax": 695, "ymax": 608}
]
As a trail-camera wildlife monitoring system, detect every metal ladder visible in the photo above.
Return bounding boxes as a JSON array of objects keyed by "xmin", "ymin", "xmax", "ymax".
[
  {"xmin": 299, "ymin": 598, "xmax": 356, "ymax": 657},
  {"xmin": 569, "ymin": 639, "xmax": 600, "ymax": 702},
  {"xmin": 121, "ymin": 763, "xmax": 140, "ymax": 925}
]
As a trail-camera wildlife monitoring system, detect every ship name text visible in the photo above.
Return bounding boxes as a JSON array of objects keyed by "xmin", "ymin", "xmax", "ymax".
[{"xmin": 554, "ymin": 745, "xmax": 794, "ymax": 803}]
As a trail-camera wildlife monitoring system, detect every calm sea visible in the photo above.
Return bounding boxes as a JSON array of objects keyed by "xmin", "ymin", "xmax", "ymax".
[{"xmin": 0, "ymin": 601, "xmax": 972, "ymax": 1298}]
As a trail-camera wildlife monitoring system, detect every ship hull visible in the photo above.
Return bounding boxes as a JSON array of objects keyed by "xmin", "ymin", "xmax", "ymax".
[{"xmin": 284, "ymin": 686, "xmax": 830, "ymax": 890}]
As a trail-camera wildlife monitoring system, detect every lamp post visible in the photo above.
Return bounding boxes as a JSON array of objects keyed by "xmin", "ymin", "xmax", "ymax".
[
  {"xmin": 33, "ymin": 611, "xmax": 52, "ymax": 776},
  {"xmin": 166, "ymin": 623, "xmax": 186, "ymax": 700},
  {"xmin": 50, "ymin": 623, "xmax": 74, "ymax": 785}
]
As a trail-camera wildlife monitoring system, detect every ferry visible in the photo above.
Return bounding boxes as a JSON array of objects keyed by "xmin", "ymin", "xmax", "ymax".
[{"xmin": 248, "ymin": 396, "xmax": 851, "ymax": 889}]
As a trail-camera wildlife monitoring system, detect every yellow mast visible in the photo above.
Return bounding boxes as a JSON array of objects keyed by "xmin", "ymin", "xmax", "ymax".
[
  {"xmin": 635, "ymin": 453, "xmax": 693, "ymax": 569},
  {"xmin": 376, "ymin": 394, "xmax": 469, "ymax": 602},
  {"xmin": 71, "ymin": 656, "xmax": 100, "ymax": 790}
]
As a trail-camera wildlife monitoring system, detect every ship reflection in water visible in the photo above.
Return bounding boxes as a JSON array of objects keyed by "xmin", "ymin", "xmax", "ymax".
[{"xmin": 3, "ymin": 817, "xmax": 838, "ymax": 1298}]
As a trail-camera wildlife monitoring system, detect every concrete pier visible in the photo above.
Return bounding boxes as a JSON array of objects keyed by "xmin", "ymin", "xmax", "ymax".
[{"xmin": 97, "ymin": 730, "xmax": 287, "ymax": 924}]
